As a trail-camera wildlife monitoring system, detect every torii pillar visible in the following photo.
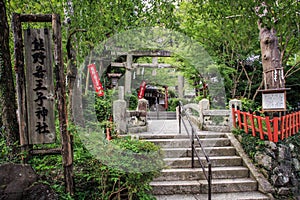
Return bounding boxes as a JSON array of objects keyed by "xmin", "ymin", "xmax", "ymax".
[
  {"xmin": 125, "ymin": 54, "xmax": 133, "ymax": 94},
  {"xmin": 178, "ymin": 75, "xmax": 184, "ymax": 98}
]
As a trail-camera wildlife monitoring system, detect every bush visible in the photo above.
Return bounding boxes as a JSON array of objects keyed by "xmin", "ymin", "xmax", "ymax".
[
  {"xmin": 168, "ymin": 98, "xmax": 179, "ymax": 111},
  {"xmin": 240, "ymin": 97, "xmax": 261, "ymax": 112},
  {"xmin": 26, "ymin": 132, "xmax": 163, "ymax": 200},
  {"xmin": 232, "ymin": 128, "xmax": 265, "ymax": 159},
  {"xmin": 95, "ymin": 90, "xmax": 114, "ymax": 122}
]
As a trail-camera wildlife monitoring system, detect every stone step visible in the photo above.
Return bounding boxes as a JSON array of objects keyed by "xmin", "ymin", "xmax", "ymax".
[
  {"xmin": 162, "ymin": 146, "xmax": 236, "ymax": 158},
  {"xmin": 155, "ymin": 192, "xmax": 271, "ymax": 200},
  {"xmin": 133, "ymin": 132, "xmax": 227, "ymax": 139},
  {"xmin": 147, "ymin": 111, "xmax": 177, "ymax": 120},
  {"xmin": 146, "ymin": 138, "xmax": 231, "ymax": 148},
  {"xmin": 164, "ymin": 156, "xmax": 242, "ymax": 168},
  {"xmin": 151, "ymin": 178, "xmax": 257, "ymax": 195},
  {"xmin": 155, "ymin": 166, "xmax": 249, "ymax": 181}
]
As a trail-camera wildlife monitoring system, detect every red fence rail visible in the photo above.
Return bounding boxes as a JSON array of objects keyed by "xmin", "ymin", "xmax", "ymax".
[{"xmin": 232, "ymin": 106, "xmax": 300, "ymax": 142}]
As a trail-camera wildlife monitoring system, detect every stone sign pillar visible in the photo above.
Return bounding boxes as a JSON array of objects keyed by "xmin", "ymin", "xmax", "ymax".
[{"xmin": 113, "ymin": 86, "xmax": 127, "ymax": 133}]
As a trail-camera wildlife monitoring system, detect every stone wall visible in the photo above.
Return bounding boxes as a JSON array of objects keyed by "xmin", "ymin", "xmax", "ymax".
[{"xmin": 239, "ymin": 136, "xmax": 300, "ymax": 198}]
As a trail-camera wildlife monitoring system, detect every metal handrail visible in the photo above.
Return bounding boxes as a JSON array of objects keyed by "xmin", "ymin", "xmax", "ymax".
[{"xmin": 178, "ymin": 101, "xmax": 212, "ymax": 200}]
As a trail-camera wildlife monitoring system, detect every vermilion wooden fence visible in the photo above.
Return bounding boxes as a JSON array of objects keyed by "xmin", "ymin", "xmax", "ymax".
[{"xmin": 232, "ymin": 106, "xmax": 300, "ymax": 142}]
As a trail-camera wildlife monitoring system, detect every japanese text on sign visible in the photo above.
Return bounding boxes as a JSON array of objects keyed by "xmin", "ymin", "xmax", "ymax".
[
  {"xmin": 24, "ymin": 29, "xmax": 55, "ymax": 144},
  {"xmin": 88, "ymin": 63, "xmax": 104, "ymax": 97}
]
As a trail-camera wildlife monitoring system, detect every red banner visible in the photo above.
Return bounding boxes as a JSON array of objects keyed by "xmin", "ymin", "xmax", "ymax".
[
  {"xmin": 138, "ymin": 81, "xmax": 147, "ymax": 99},
  {"xmin": 88, "ymin": 63, "xmax": 104, "ymax": 97}
]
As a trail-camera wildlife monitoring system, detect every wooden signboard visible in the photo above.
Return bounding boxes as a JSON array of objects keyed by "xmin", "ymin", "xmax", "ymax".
[
  {"xmin": 13, "ymin": 14, "xmax": 74, "ymax": 195},
  {"xmin": 24, "ymin": 28, "xmax": 55, "ymax": 144},
  {"xmin": 262, "ymin": 90, "xmax": 287, "ymax": 111}
]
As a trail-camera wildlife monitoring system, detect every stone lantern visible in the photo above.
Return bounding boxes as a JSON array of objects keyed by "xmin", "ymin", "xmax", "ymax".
[{"xmin": 107, "ymin": 73, "xmax": 122, "ymax": 88}]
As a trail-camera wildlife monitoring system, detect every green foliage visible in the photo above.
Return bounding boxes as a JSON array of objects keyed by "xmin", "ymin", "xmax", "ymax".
[
  {"xmin": 218, "ymin": 64, "xmax": 237, "ymax": 99},
  {"xmin": 168, "ymin": 98, "xmax": 180, "ymax": 111},
  {"xmin": 110, "ymin": 137, "xmax": 163, "ymax": 199},
  {"xmin": 176, "ymin": 0, "xmax": 300, "ymax": 102},
  {"xmin": 0, "ymin": 135, "xmax": 16, "ymax": 163},
  {"xmin": 0, "ymin": 117, "xmax": 162, "ymax": 199},
  {"xmin": 240, "ymin": 97, "xmax": 261, "ymax": 112},
  {"xmin": 0, "ymin": 130, "xmax": 21, "ymax": 163},
  {"xmin": 232, "ymin": 128, "xmax": 266, "ymax": 159},
  {"xmin": 125, "ymin": 92, "xmax": 138, "ymax": 110},
  {"xmin": 95, "ymin": 90, "xmax": 115, "ymax": 122},
  {"xmin": 192, "ymin": 95, "xmax": 205, "ymax": 103},
  {"xmin": 24, "ymin": 131, "xmax": 163, "ymax": 199}
]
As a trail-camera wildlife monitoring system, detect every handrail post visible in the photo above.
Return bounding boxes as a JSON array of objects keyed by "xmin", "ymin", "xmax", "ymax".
[
  {"xmin": 208, "ymin": 162, "xmax": 212, "ymax": 200},
  {"xmin": 191, "ymin": 128, "xmax": 195, "ymax": 168},
  {"xmin": 179, "ymin": 102, "xmax": 181, "ymax": 134},
  {"xmin": 179, "ymin": 100, "xmax": 211, "ymax": 199}
]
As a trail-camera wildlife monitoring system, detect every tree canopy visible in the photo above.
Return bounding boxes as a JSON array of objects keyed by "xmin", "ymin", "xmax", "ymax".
[{"xmin": 176, "ymin": 0, "xmax": 300, "ymax": 102}]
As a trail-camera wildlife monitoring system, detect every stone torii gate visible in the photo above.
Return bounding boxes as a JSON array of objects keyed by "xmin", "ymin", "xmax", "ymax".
[{"xmin": 110, "ymin": 50, "xmax": 185, "ymax": 98}]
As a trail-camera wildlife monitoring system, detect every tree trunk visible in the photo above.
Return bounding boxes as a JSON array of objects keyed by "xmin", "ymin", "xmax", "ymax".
[
  {"xmin": 66, "ymin": 29, "xmax": 86, "ymax": 127},
  {"xmin": 66, "ymin": 31, "xmax": 78, "ymax": 123},
  {"xmin": 0, "ymin": 0, "xmax": 19, "ymax": 148},
  {"xmin": 258, "ymin": 21, "xmax": 285, "ymax": 89}
]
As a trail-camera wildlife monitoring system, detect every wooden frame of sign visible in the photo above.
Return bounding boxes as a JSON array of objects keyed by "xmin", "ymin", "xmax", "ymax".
[
  {"xmin": 260, "ymin": 88, "xmax": 290, "ymax": 112},
  {"xmin": 12, "ymin": 13, "xmax": 74, "ymax": 195}
]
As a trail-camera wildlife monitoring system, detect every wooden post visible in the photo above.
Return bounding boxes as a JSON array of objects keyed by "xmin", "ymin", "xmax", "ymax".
[
  {"xmin": 52, "ymin": 14, "xmax": 74, "ymax": 195},
  {"xmin": 281, "ymin": 115, "xmax": 286, "ymax": 140},
  {"xmin": 289, "ymin": 113, "xmax": 292, "ymax": 137},
  {"xmin": 243, "ymin": 112, "xmax": 248, "ymax": 133},
  {"xmin": 12, "ymin": 13, "xmax": 30, "ymax": 162},
  {"xmin": 249, "ymin": 111, "xmax": 256, "ymax": 137},
  {"xmin": 273, "ymin": 117, "xmax": 279, "ymax": 143},
  {"xmin": 280, "ymin": 115, "xmax": 283, "ymax": 140},
  {"xmin": 257, "ymin": 116, "xmax": 264, "ymax": 140},
  {"xmin": 265, "ymin": 116, "xmax": 273, "ymax": 141},
  {"xmin": 237, "ymin": 109, "xmax": 242, "ymax": 129},
  {"xmin": 231, "ymin": 105, "xmax": 236, "ymax": 128},
  {"xmin": 292, "ymin": 112, "xmax": 296, "ymax": 135},
  {"xmin": 296, "ymin": 111, "xmax": 299, "ymax": 133}
]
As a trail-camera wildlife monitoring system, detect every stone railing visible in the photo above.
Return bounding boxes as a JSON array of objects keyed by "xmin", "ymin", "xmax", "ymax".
[{"xmin": 185, "ymin": 98, "xmax": 242, "ymax": 132}]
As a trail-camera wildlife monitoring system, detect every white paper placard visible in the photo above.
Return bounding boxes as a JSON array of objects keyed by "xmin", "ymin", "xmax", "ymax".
[{"xmin": 262, "ymin": 92, "xmax": 285, "ymax": 110}]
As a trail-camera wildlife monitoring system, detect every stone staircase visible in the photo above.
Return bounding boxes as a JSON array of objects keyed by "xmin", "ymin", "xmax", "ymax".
[
  {"xmin": 147, "ymin": 111, "xmax": 177, "ymax": 120},
  {"xmin": 139, "ymin": 132, "xmax": 272, "ymax": 200}
]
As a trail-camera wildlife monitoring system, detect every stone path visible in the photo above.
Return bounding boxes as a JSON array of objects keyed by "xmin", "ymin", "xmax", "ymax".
[{"xmin": 144, "ymin": 119, "xmax": 185, "ymax": 134}]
